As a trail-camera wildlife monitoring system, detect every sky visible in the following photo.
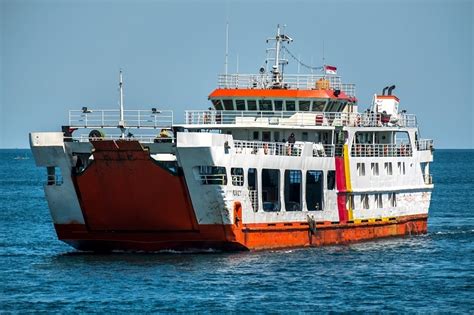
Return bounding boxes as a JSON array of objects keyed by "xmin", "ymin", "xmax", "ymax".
[{"xmin": 0, "ymin": 0, "xmax": 473, "ymax": 148}]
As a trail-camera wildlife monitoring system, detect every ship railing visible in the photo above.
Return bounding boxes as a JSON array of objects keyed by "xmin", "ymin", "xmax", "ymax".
[
  {"xmin": 312, "ymin": 144, "xmax": 336, "ymax": 157},
  {"xmin": 218, "ymin": 73, "xmax": 356, "ymax": 97},
  {"xmin": 416, "ymin": 139, "xmax": 434, "ymax": 151},
  {"xmin": 248, "ymin": 190, "xmax": 259, "ymax": 212},
  {"xmin": 424, "ymin": 174, "xmax": 433, "ymax": 185},
  {"xmin": 196, "ymin": 174, "xmax": 227, "ymax": 185},
  {"xmin": 234, "ymin": 140, "xmax": 303, "ymax": 157},
  {"xmin": 68, "ymin": 109, "xmax": 174, "ymax": 129},
  {"xmin": 350, "ymin": 143, "xmax": 413, "ymax": 157},
  {"xmin": 185, "ymin": 110, "xmax": 417, "ymax": 128},
  {"xmin": 70, "ymin": 134, "xmax": 174, "ymax": 143}
]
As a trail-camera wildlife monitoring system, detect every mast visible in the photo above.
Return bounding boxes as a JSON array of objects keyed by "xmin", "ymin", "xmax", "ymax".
[
  {"xmin": 274, "ymin": 24, "xmax": 281, "ymax": 75},
  {"xmin": 119, "ymin": 69, "xmax": 125, "ymax": 139},
  {"xmin": 224, "ymin": 22, "xmax": 229, "ymax": 87},
  {"xmin": 267, "ymin": 24, "xmax": 292, "ymax": 87}
]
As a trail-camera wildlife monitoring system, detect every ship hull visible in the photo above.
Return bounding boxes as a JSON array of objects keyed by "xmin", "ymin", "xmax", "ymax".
[{"xmin": 54, "ymin": 214, "xmax": 427, "ymax": 252}]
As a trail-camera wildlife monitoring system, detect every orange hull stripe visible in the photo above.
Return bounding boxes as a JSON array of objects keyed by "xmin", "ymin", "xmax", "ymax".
[{"xmin": 54, "ymin": 214, "xmax": 427, "ymax": 251}]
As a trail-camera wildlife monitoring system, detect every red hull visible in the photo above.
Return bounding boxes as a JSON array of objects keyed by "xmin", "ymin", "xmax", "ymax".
[{"xmin": 54, "ymin": 214, "xmax": 427, "ymax": 252}]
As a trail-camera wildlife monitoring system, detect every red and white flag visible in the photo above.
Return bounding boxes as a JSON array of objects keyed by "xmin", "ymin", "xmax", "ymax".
[{"xmin": 324, "ymin": 65, "xmax": 337, "ymax": 75}]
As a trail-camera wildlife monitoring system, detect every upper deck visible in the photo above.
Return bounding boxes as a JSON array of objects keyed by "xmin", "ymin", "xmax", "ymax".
[
  {"xmin": 217, "ymin": 73, "xmax": 356, "ymax": 98},
  {"xmin": 183, "ymin": 110, "xmax": 417, "ymax": 129}
]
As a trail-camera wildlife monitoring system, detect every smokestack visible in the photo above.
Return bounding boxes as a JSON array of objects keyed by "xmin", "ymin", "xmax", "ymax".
[
  {"xmin": 388, "ymin": 85, "xmax": 396, "ymax": 95},
  {"xmin": 382, "ymin": 86, "xmax": 389, "ymax": 95}
]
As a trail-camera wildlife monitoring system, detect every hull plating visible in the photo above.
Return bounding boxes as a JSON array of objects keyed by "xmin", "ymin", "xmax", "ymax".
[{"xmin": 54, "ymin": 215, "xmax": 427, "ymax": 251}]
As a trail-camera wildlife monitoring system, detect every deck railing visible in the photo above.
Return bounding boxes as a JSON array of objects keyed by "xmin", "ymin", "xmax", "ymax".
[
  {"xmin": 218, "ymin": 73, "xmax": 356, "ymax": 97},
  {"xmin": 416, "ymin": 139, "xmax": 434, "ymax": 151},
  {"xmin": 350, "ymin": 143, "xmax": 413, "ymax": 157},
  {"xmin": 69, "ymin": 109, "xmax": 173, "ymax": 129},
  {"xmin": 185, "ymin": 110, "xmax": 417, "ymax": 128},
  {"xmin": 70, "ymin": 134, "xmax": 174, "ymax": 143},
  {"xmin": 234, "ymin": 140, "xmax": 303, "ymax": 157},
  {"xmin": 233, "ymin": 140, "xmax": 335, "ymax": 157},
  {"xmin": 197, "ymin": 174, "xmax": 227, "ymax": 185}
]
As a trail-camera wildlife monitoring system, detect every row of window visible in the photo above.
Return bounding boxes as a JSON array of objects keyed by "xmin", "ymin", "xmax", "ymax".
[
  {"xmin": 357, "ymin": 162, "xmax": 407, "ymax": 176},
  {"xmin": 348, "ymin": 193, "xmax": 397, "ymax": 210},
  {"xmin": 212, "ymin": 99, "xmax": 347, "ymax": 112},
  {"xmin": 194, "ymin": 166, "xmax": 336, "ymax": 212}
]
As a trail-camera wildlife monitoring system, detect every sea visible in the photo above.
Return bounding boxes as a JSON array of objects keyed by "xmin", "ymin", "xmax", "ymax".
[{"xmin": 0, "ymin": 149, "xmax": 472, "ymax": 313}]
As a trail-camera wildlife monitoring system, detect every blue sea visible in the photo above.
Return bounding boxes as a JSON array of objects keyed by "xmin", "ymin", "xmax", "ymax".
[{"xmin": 0, "ymin": 149, "xmax": 473, "ymax": 313}]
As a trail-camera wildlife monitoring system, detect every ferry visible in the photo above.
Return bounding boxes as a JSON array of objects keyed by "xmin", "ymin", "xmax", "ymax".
[{"xmin": 30, "ymin": 26, "xmax": 434, "ymax": 251}]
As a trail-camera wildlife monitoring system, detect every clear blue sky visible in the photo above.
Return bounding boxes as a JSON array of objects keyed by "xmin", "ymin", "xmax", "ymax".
[{"xmin": 1, "ymin": 0, "xmax": 472, "ymax": 148}]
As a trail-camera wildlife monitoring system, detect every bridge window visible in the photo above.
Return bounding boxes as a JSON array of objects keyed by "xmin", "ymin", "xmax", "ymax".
[
  {"xmin": 262, "ymin": 169, "xmax": 280, "ymax": 212},
  {"xmin": 335, "ymin": 101, "xmax": 347, "ymax": 112},
  {"xmin": 284, "ymin": 170, "xmax": 302, "ymax": 211},
  {"xmin": 385, "ymin": 162, "xmax": 393, "ymax": 175},
  {"xmin": 327, "ymin": 170, "xmax": 336, "ymax": 190},
  {"xmin": 326, "ymin": 100, "xmax": 337, "ymax": 112},
  {"xmin": 231, "ymin": 168, "xmax": 244, "ymax": 186},
  {"xmin": 194, "ymin": 166, "xmax": 227, "ymax": 185},
  {"xmin": 212, "ymin": 99, "xmax": 223, "ymax": 110},
  {"xmin": 312, "ymin": 100, "xmax": 326, "ymax": 111},
  {"xmin": 260, "ymin": 99, "xmax": 272, "ymax": 111},
  {"xmin": 299, "ymin": 100, "xmax": 311, "ymax": 111},
  {"xmin": 306, "ymin": 170, "xmax": 324, "ymax": 211},
  {"xmin": 274, "ymin": 100, "xmax": 283, "ymax": 111},
  {"xmin": 235, "ymin": 99, "xmax": 246, "ymax": 111},
  {"xmin": 302, "ymin": 132, "xmax": 308, "ymax": 141},
  {"xmin": 286, "ymin": 100, "xmax": 296, "ymax": 111},
  {"xmin": 223, "ymin": 99, "xmax": 234, "ymax": 110},
  {"xmin": 247, "ymin": 100, "xmax": 257, "ymax": 111}
]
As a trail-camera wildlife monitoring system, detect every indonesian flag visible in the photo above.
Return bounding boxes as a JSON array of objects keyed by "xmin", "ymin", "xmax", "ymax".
[{"xmin": 325, "ymin": 65, "xmax": 337, "ymax": 75}]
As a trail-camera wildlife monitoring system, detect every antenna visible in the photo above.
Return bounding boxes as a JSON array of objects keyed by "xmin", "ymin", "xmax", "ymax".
[
  {"xmin": 322, "ymin": 40, "xmax": 325, "ymax": 65},
  {"xmin": 297, "ymin": 54, "xmax": 301, "ymax": 74},
  {"xmin": 236, "ymin": 53, "xmax": 239, "ymax": 74},
  {"xmin": 118, "ymin": 69, "xmax": 125, "ymax": 139},
  {"xmin": 224, "ymin": 22, "xmax": 229, "ymax": 85}
]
